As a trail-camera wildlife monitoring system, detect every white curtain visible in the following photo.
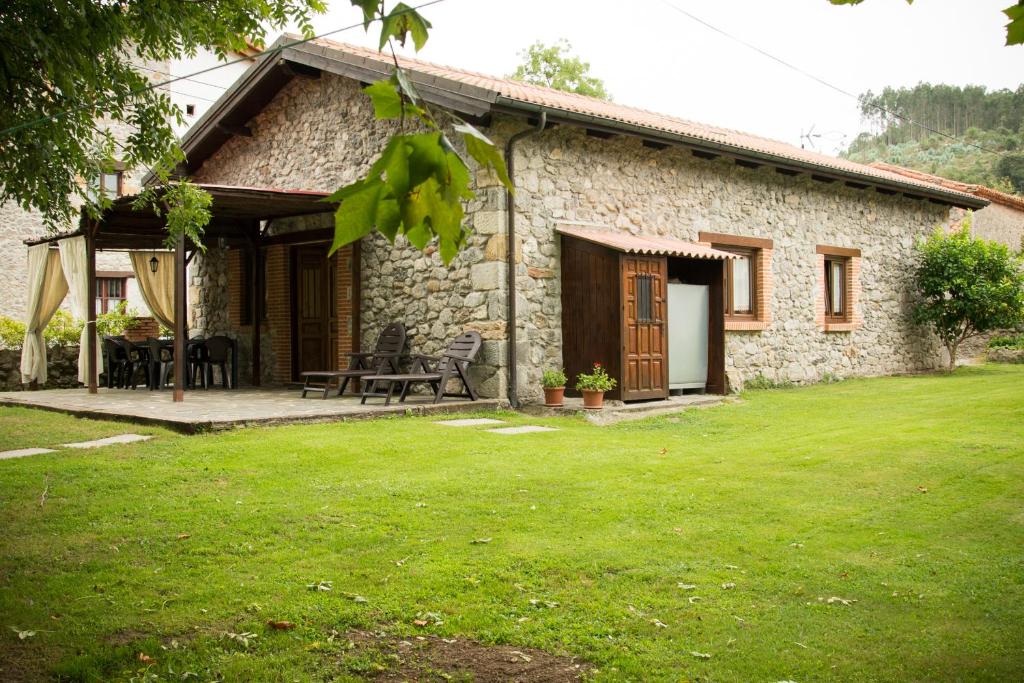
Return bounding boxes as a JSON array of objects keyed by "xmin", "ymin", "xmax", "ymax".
[
  {"xmin": 129, "ymin": 251, "xmax": 175, "ymax": 329},
  {"xmin": 58, "ymin": 236, "xmax": 100, "ymax": 384},
  {"xmin": 20, "ymin": 246, "xmax": 69, "ymax": 384}
]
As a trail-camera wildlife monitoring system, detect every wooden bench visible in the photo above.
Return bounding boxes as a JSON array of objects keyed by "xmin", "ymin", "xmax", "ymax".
[{"xmin": 360, "ymin": 331, "xmax": 482, "ymax": 406}]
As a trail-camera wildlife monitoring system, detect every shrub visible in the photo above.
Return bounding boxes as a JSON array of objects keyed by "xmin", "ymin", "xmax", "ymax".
[
  {"xmin": 0, "ymin": 303, "xmax": 139, "ymax": 350},
  {"xmin": 988, "ymin": 334, "xmax": 1024, "ymax": 350},
  {"xmin": 575, "ymin": 362, "xmax": 616, "ymax": 392},
  {"xmin": 0, "ymin": 316, "xmax": 25, "ymax": 349},
  {"xmin": 540, "ymin": 368, "xmax": 567, "ymax": 389}
]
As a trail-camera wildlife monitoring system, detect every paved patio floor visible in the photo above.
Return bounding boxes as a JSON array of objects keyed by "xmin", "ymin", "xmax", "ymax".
[{"xmin": 0, "ymin": 387, "xmax": 506, "ymax": 433}]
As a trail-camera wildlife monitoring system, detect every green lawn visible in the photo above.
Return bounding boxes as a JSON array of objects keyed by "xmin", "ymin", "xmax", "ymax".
[{"xmin": 1, "ymin": 365, "xmax": 1022, "ymax": 682}]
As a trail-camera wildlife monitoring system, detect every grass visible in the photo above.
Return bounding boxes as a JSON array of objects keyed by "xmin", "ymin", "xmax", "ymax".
[{"xmin": 1, "ymin": 365, "xmax": 1023, "ymax": 681}]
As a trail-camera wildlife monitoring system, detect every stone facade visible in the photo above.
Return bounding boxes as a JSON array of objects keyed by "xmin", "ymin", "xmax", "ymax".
[
  {"xmin": 506, "ymin": 124, "xmax": 948, "ymax": 397},
  {"xmin": 187, "ymin": 70, "xmax": 954, "ymax": 401},
  {"xmin": 192, "ymin": 74, "xmax": 506, "ymax": 394}
]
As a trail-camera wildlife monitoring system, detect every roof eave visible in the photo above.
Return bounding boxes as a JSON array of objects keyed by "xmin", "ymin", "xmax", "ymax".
[{"xmin": 493, "ymin": 99, "xmax": 988, "ymax": 211}]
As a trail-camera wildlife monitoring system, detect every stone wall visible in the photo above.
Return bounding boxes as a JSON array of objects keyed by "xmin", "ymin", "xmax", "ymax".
[
  {"xmin": 503, "ymin": 121, "xmax": 950, "ymax": 397},
  {"xmin": 0, "ymin": 346, "xmax": 81, "ymax": 391},
  {"xmin": 947, "ymin": 203, "xmax": 1024, "ymax": 250},
  {"xmin": 191, "ymin": 73, "xmax": 506, "ymax": 394}
]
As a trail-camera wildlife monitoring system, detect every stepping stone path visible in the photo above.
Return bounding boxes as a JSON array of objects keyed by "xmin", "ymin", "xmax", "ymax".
[
  {"xmin": 433, "ymin": 418, "xmax": 558, "ymax": 435},
  {"xmin": 434, "ymin": 418, "xmax": 506, "ymax": 427},
  {"xmin": 0, "ymin": 447, "xmax": 57, "ymax": 460},
  {"xmin": 0, "ymin": 434, "xmax": 152, "ymax": 461},
  {"xmin": 486, "ymin": 426, "xmax": 559, "ymax": 435},
  {"xmin": 63, "ymin": 434, "xmax": 151, "ymax": 449}
]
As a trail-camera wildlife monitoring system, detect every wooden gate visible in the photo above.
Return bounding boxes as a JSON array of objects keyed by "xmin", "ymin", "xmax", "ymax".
[
  {"xmin": 620, "ymin": 255, "xmax": 668, "ymax": 400},
  {"xmin": 291, "ymin": 246, "xmax": 336, "ymax": 379}
]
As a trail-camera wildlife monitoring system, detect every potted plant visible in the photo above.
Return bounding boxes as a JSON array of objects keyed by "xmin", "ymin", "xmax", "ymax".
[
  {"xmin": 575, "ymin": 362, "xmax": 617, "ymax": 410},
  {"xmin": 541, "ymin": 368, "xmax": 568, "ymax": 407}
]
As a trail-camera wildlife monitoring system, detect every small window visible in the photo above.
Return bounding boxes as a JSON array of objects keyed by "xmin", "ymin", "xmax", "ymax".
[
  {"xmin": 824, "ymin": 256, "xmax": 848, "ymax": 321},
  {"xmin": 637, "ymin": 273, "xmax": 654, "ymax": 323},
  {"xmin": 722, "ymin": 247, "xmax": 756, "ymax": 318},
  {"xmin": 185, "ymin": 103, "xmax": 196, "ymax": 116},
  {"xmin": 96, "ymin": 277, "xmax": 127, "ymax": 314},
  {"xmin": 88, "ymin": 170, "xmax": 123, "ymax": 200}
]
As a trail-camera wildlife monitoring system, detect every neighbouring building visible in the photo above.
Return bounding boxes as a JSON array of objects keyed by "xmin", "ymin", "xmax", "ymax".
[
  {"xmin": 0, "ymin": 47, "xmax": 259, "ymax": 326},
  {"xmin": 116, "ymin": 36, "xmax": 988, "ymax": 402},
  {"xmin": 870, "ymin": 162, "xmax": 1024, "ymax": 250}
]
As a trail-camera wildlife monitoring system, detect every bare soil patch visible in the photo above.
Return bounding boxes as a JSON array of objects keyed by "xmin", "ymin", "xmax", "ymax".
[{"xmin": 345, "ymin": 629, "xmax": 593, "ymax": 682}]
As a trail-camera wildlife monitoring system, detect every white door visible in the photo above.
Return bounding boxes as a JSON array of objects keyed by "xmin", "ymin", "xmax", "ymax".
[{"xmin": 667, "ymin": 283, "xmax": 709, "ymax": 390}]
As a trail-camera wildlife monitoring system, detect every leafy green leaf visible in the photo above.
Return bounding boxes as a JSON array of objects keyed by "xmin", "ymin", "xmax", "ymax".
[
  {"xmin": 457, "ymin": 123, "xmax": 513, "ymax": 191},
  {"xmin": 363, "ymin": 79, "xmax": 403, "ymax": 119},
  {"xmin": 379, "ymin": 3, "xmax": 432, "ymax": 51},
  {"xmin": 330, "ymin": 178, "xmax": 385, "ymax": 254},
  {"xmin": 1005, "ymin": 2, "xmax": 1024, "ymax": 45},
  {"xmin": 349, "ymin": 0, "xmax": 379, "ymax": 29},
  {"xmin": 375, "ymin": 196, "xmax": 401, "ymax": 242}
]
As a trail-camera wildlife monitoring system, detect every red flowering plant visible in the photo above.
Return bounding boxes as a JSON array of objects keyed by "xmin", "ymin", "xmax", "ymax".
[{"xmin": 575, "ymin": 362, "xmax": 616, "ymax": 392}]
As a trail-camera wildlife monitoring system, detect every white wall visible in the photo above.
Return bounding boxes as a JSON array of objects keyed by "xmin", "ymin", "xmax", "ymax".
[{"xmin": 168, "ymin": 51, "xmax": 258, "ymax": 137}]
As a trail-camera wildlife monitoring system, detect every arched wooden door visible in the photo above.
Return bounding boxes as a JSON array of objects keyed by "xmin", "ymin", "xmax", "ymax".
[{"xmin": 620, "ymin": 255, "xmax": 668, "ymax": 400}]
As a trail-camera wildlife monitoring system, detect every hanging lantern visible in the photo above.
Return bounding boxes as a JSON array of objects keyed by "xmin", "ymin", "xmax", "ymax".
[{"xmin": 149, "ymin": 255, "xmax": 159, "ymax": 274}]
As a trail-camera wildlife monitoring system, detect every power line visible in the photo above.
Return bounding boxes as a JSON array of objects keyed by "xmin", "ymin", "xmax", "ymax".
[
  {"xmin": 0, "ymin": 0, "xmax": 447, "ymax": 139},
  {"xmin": 657, "ymin": 0, "xmax": 1009, "ymax": 158},
  {"xmin": 130, "ymin": 62, "xmax": 233, "ymax": 93}
]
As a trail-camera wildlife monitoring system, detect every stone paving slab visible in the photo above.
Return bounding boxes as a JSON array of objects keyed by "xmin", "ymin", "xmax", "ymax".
[
  {"xmin": 0, "ymin": 387, "xmax": 508, "ymax": 434},
  {"xmin": 486, "ymin": 426, "xmax": 559, "ymax": 435},
  {"xmin": 0, "ymin": 447, "xmax": 57, "ymax": 460},
  {"xmin": 63, "ymin": 434, "xmax": 152, "ymax": 449},
  {"xmin": 434, "ymin": 418, "xmax": 506, "ymax": 427}
]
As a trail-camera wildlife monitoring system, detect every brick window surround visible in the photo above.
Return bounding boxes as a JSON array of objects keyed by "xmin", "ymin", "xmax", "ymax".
[
  {"xmin": 815, "ymin": 245, "xmax": 862, "ymax": 332},
  {"xmin": 699, "ymin": 231, "xmax": 773, "ymax": 331}
]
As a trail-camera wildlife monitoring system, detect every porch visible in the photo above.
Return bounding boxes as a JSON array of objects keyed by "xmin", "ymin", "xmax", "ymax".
[{"xmin": 0, "ymin": 386, "xmax": 505, "ymax": 434}]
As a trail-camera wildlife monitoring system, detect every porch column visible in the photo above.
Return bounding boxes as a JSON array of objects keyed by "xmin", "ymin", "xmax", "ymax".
[
  {"xmin": 85, "ymin": 225, "xmax": 98, "ymax": 394},
  {"xmin": 173, "ymin": 233, "xmax": 187, "ymax": 402},
  {"xmin": 250, "ymin": 227, "xmax": 262, "ymax": 387}
]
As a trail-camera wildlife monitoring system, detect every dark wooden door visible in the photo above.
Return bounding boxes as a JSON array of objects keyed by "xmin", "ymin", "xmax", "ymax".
[
  {"xmin": 620, "ymin": 255, "xmax": 668, "ymax": 400},
  {"xmin": 292, "ymin": 246, "xmax": 334, "ymax": 379}
]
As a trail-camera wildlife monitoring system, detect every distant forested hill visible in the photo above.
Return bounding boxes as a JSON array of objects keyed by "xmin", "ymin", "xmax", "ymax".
[{"xmin": 842, "ymin": 84, "xmax": 1024, "ymax": 195}]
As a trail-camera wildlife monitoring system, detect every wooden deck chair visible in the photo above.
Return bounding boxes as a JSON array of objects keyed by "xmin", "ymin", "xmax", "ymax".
[
  {"xmin": 360, "ymin": 331, "xmax": 482, "ymax": 406},
  {"xmin": 300, "ymin": 322, "xmax": 407, "ymax": 399}
]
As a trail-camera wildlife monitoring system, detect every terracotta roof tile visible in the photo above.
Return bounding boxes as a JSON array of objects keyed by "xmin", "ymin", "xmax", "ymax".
[
  {"xmin": 869, "ymin": 162, "xmax": 1024, "ymax": 212},
  {"xmin": 556, "ymin": 225, "xmax": 738, "ymax": 260},
  {"xmin": 306, "ymin": 38, "xmax": 982, "ymax": 205}
]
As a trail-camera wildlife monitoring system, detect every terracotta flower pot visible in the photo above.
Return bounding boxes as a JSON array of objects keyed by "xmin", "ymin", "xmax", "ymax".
[
  {"xmin": 543, "ymin": 386, "xmax": 565, "ymax": 407},
  {"xmin": 581, "ymin": 389, "xmax": 605, "ymax": 410}
]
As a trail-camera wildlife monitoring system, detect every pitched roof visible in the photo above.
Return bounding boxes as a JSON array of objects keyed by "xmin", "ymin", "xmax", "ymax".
[
  {"xmin": 869, "ymin": 162, "xmax": 1024, "ymax": 212},
  {"xmin": 176, "ymin": 35, "xmax": 986, "ymax": 209},
  {"xmin": 556, "ymin": 225, "xmax": 738, "ymax": 260}
]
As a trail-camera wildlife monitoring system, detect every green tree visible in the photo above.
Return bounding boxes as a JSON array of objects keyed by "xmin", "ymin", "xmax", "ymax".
[
  {"xmin": 829, "ymin": 1, "xmax": 1024, "ymax": 46},
  {"xmin": 913, "ymin": 220, "xmax": 1024, "ymax": 370},
  {"xmin": 1, "ymin": 0, "xmax": 512, "ymax": 264},
  {"xmin": 509, "ymin": 40, "xmax": 610, "ymax": 100},
  {"xmin": 0, "ymin": 0, "xmax": 327, "ymax": 243},
  {"xmin": 994, "ymin": 152, "xmax": 1024, "ymax": 193}
]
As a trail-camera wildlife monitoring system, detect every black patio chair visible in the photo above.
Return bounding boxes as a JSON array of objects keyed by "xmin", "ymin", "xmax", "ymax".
[
  {"xmin": 102, "ymin": 336, "xmax": 129, "ymax": 388},
  {"xmin": 300, "ymin": 322, "xmax": 407, "ymax": 398},
  {"xmin": 198, "ymin": 336, "xmax": 233, "ymax": 389},
  {"xmin": 121, "ymin": 339, "xmax": 152, "ymax": 389},
  {"xmin": 360, "ymin": 331, "xmax": 482, "ymax": 406}
]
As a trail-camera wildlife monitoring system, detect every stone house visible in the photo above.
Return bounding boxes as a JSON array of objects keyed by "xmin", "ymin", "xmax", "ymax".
[{"xmin": 172, "ymin": 35, "xmax": 986, "ymax": 403}]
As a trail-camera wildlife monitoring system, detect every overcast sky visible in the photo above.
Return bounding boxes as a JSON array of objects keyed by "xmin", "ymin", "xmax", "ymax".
[{"xmin": 287, "ymin": 0, "xmax": 1021, "ymax": 155}]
